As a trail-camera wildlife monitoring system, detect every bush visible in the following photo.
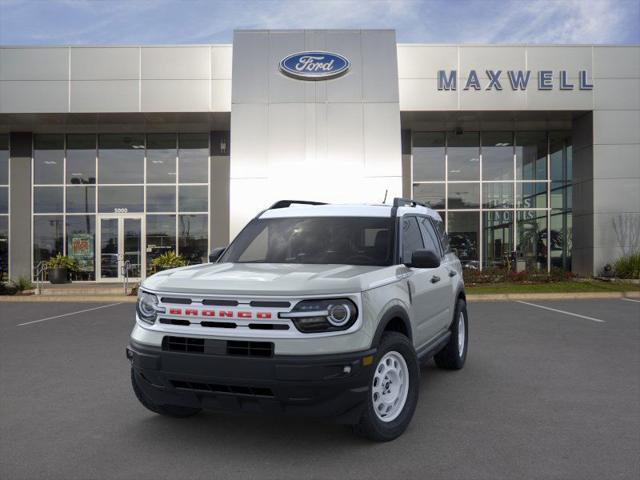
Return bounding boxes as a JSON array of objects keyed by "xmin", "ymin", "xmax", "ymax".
[
  {"xmin": 463, "ymin": 266, "xmax": 572, "ymax": 285},
  {"xmin": 613, "ymin": 251, "xmax": 640, "ymax": 279},
  {"xmin": 151, "ymin": 251, "xmax": 186, "ymax": 270},
  {"xmin": 47, "ymin": 253, "xmax": 79, "ymax": 272},
  {"xmin": 14, "ymin": 276, "xmax": 33, "ymax": 291}
]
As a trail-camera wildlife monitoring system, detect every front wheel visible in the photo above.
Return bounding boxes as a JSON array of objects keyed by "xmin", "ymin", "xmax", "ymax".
[
  {"xmin": 353, "ymin": 332, "xmax": 419, "ymax": 442},
  {"xmin": 434, "ymin": 298, "xmax": 468, "ymax": 370}
]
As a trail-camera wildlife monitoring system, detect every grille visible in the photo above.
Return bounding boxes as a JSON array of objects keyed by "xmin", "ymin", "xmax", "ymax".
[
  {"xmin": 227, "ymin": 340, "xmax": 274, "ymax": 357},
  {"xmin": 202, "ymin": 299, "xmax": 239, "ymax": 306},
  {"xmin": 161, "ymin": 297, "xmax": 192, "ymax": 305},
  {"xmin": 249, "ymin": 300, "xmax": 291, "ymax": 308},
  {"xmin": 171, "ymin": 380, "xmax": 274, "ymax": 397},
  {"xmin": 163, "ymin": 336, "xmax": 204, "ymax": 353},
  {"xmin": 162, "ymin": 336, "xmax": 274, "ymax": 358}
]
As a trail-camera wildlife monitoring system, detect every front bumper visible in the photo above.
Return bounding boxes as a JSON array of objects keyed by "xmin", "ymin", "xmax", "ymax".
[{"xmin": 127, "ymin": 339, "xmax": 376, "ymax": 423}]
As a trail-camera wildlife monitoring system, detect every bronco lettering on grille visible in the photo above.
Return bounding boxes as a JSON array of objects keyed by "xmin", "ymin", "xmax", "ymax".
[{"xmin": 166, "ymin": 308, "xmax": 272, "ymax": 320}]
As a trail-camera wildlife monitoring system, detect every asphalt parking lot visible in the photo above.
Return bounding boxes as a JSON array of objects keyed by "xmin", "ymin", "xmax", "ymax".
[{"xmin": 1, "ymin": 298, "xmax": 638, "ymax": 480}]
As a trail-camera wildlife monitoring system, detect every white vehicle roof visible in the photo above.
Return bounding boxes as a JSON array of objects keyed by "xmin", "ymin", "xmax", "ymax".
[{"xmin": 259, "ymin": 200, "xmax": 443, "ymax": 222}]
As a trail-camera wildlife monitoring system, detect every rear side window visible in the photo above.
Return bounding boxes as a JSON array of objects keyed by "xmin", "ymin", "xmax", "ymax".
[
  {"xmin": 433, "ymin": 218, "xmax": 451, "ymax": 253},
  {"xmin": 401, "ymin": 217, "xmax": 424, "ymax": 263},
  {"xmin": 418, "ymin": 217, "xmax": 442, "ymax": 257}
]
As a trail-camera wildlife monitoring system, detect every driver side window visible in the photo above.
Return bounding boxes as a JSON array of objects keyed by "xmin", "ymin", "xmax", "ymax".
[{"xmin": 401, "ymin": 217, "xmax": 424, "ymax": 263}]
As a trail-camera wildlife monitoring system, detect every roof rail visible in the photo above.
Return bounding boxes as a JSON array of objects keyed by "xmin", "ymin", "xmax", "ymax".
[
  {"xmin": 269, "ymin": 200, "xmax": 327, "ymax": 209},
  {"xmin": 392, "ymin": 197, "xmax": 428, "ymax": 208}
]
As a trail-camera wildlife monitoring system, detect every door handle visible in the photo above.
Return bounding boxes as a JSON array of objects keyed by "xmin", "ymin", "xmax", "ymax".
[
  {"xmin": 448, "ymin": 270, "xmax": 457, "ymax": 277},
  {"xmin": 430, "ymin": 275, "xmax": 441, "ymax": 284}
]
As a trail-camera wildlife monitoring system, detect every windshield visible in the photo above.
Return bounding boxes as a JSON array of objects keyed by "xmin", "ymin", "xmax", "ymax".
[{"xmin": 220, "ymin": 217, "xmax": 395, "ymax": 266}]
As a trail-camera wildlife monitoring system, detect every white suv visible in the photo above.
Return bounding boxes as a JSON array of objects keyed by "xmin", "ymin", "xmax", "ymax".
[{"xmin": 127, "ymin": 198, "xmax": 468, "ymax": 441}]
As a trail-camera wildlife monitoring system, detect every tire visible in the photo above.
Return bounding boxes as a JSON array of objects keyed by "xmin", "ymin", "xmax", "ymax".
[
  {"xmin": 434, "ymin": 298, "xmax": 468, "ymax": 370},
  {"xmin": 131, "ymin": 368, "xmax": 201, "ymax": 418},
  {"xmin": 353, "ymin": 332, "xmax": 419, "ymax": 442}
]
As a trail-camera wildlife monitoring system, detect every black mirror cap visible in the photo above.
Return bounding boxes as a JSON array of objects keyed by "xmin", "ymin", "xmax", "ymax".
[
  {"xmin": 208, "ymin": 247, "xmax": 226, "ymax": 263},
  {"xmin": 407, "ymin": 249, "xmax": 440, "ymax": 269}
]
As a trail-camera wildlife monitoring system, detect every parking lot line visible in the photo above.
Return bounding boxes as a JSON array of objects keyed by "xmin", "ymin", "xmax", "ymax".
[
  {"xmin": 16, "ymin": 303, "xmax": 123, "ymax": 327},
  {"xmin": 621, "ymin": 298, "xmax": 640, "ymax": 304},
  {"xmin": 516, "ymin": 300, "xmax": 605, "ymax": 323}
]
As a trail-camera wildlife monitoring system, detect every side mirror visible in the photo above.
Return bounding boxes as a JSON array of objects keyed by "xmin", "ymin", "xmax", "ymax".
[
  {"xmin": 406, "ymin": 249, "xmax": 440, "ymax": 269},
  {"xmin": 208, "ymin": 247, "xmax": 226, "ymax": 263}
]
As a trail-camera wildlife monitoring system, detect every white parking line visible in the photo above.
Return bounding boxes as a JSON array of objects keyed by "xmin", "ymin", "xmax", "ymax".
[
  {"xmin": 621, "ymin": 298, "xmax": 640, "ymax": 304},
  {"xmin": 516, "ymin": 301, "xmax": 605, "ymax": 323},
  {"xmin": 16, "ymin": 303, "xmax": 122, "ymax": 327}
]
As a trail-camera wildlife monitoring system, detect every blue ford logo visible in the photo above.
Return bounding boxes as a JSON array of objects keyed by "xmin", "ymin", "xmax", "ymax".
[{"xmin": 279, "ymin": 51, "xmax": 350, "ymax": 80}]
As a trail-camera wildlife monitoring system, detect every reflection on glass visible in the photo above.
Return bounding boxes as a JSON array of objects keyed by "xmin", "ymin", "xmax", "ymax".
[
  {"xmin": 482, "ymin": 182, "xmax": 514, "ymax": 209},
  {"xmin": 179, "ymin": 214, "xmax": 208, "ymax": 265},
  {"xmin": 179, "ymin": 185, "xmax": 208, "ymax": 212},
  {"xmin": 516, "ymin": 132, "xmax": 547, "ymax": 181},
  {"xmin": 550, "ymin": 209, "xmax": 572, "ymax": 270},
  {"xmin": 34, "ymin": 135, "xmax": 64, "ymax": 185},
  {"xmin": 482, "ymin": 132, "xmax": 514, "ymax": 181},
  {"xmin": 33, "ymin": 215, "xmax": 64, "ymax": 275},
  {"xmin": 66, "ymin": 134, "xmax": 96, "ymax": 184},
  {"xmin": 447, "ymin": 211, "xmax": 479, "ymax": 266},
  {"xmin": 147, "ymin": 134, "xmax": 177, "ymax": 184},
  {"xmin": 550, "ymin": 132, "xmax": 572, "ymax": 183},
  {"xmin": 448, "ymin": 132, "xmax": 479, "ymax": 181},
  {"xmin": 483, "ymin": 211, "xmax": 513, "ymax": 268},
  {"xmin": 147, "ymin": 186, "xmax": 176, "ymax": 212},
  {"xmin": 517, "ymin": 182, "xmax": 547, "ymax": 209},
  {"xmin": 100, "ymin": 218, "xmax": 119, "ymax": 279},
  {"xmin": 98, "ymin": 134, "xmax": 144, "ymax": 184},
  {"xmin": 550, "ymin": 182, "xmax": 571, "ymax": 210},
  {"xmin": 124, "ymin": 218, "xmax": 142, "ymax": 277},
  {"xmin": 34, "ymin": 187, "xmax": 63, "ymax": 213},
  {"xmin": 146, "ymin": 215, "xmax": 176, "ymax": 275},
  {"xmin": 66, "ymin": 186, "xmax": 96, "ymax": 213},
  {"xmin": 0, "ymin": 187, "xmax": 7, "ymax": 214},
  {"xmin": 516, "ymin": 210, "xmax": 547, "ymax": 271},
  {"xmin": 98, "ymin": 186, "xmax": 143, "ymax": 213},
  {"xmin": 413, "ymin": 183, "xmax": 445, "ymax": 209},
  {"xmin": 178, "ymin": 133, "xmax": 208, "ymax": 183},
  {"xmin": 448, "ymin": 183, "xmax": 480, "ymax": 209},
  {"xmin": 0, "ymin": 134, "xmax": 8, "ymax": 185},
  {"xmin": 412, "ymin": 133, "xmax": 445, "ymax": 181},
  {"xmin": 67, "ymin": 215, "xmax": 95, "ymax": 280},
  {"xmin": 0, "ymin": 216, "xmax": 7, "ymax": 280}
]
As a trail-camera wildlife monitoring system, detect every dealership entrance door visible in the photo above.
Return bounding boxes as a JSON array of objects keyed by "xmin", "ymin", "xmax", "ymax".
[{"xmin": 97, "ymin": 214, "xmax": 144, "ymax": 282}]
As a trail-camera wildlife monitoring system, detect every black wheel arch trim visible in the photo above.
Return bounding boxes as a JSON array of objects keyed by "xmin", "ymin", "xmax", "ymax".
[
  {"xmin": 448, "ymin": 287, "xmax": 467, "ymax": 329},
  {"xmin": 371, "ymin": 305, "xmax": 413, "ymax": 348}
]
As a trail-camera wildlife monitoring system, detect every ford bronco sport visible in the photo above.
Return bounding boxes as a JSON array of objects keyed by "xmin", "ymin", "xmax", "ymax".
[{"xmin": 127, "ymin": 198, "xmax": 469, "ymax": 441}]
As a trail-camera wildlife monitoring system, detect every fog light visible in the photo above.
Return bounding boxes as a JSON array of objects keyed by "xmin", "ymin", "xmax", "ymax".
[{"xmin": 362, "ymin": 355, "xmax": 374, "ymax": 366}]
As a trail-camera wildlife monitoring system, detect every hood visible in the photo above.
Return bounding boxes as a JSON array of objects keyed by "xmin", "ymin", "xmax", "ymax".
[{"xmin": 142, "ymin": 262, "xmax": 400, "ymax": 297}]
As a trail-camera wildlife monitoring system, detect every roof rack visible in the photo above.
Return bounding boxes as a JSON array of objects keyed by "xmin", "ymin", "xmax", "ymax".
[
  {"xmin": 269, "ymin": 200, "xmax": 327, "ymax": 209},
  {"xmin": 392, "ymin": 197, "xmax": 428, "ymax": 208}
]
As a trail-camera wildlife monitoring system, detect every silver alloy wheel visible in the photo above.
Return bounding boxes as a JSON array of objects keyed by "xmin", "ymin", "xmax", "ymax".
[
  {"xmin": 457, "ymin": 311, "xmax": 466, "ymax": 358},
  {"xmin": 372, "ymin": 351, "xmax": 409, "ymax": 422}
]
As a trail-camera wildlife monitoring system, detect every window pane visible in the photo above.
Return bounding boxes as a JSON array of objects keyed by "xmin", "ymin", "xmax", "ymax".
[
  {"xmin": 66, "ymin": 215, "xmax": 95, "ymax": 280},
  {"xmin": 550, "ymin": 209, "xmax": 572, "ymax": 271},
  {"xmin": 482, "ymin": 132, "xmax": 514, "ymax": 181},
  {"xmin": 146, "ymin": 214, "xmax": 176, "ymax": 275},
  {"xmin": 550, "ymin": 132, "xmax": 571, "ymax": 183},
  {"xmin": 517, "ymin": 182, "xmax": 547, "ymax": 209},
  {"xmin": 0, "ymin": 187, "xmax": 7, "ymax": 214},
  {"xmin": 98, "ymin": 186, "xmax": 143, "ymax": 213},
  {"xmin": 98, "ymin": 134, "xmax": 144, "ymax": 184},
  {"xmin": 483, "ymin": 211, "xmax": 513, "ymax": 268},
  {"xmin": 447, "ymin": 211, "xmax": 479, "ymax": 267},
  {"xmin": 550, "ymin": 182, "xmax": 571, "ymax": 210},
  {"xmin": 448, "ymin": 183, "xmax": 480, "ymax": 209},
  {"xmin": 0, "ymin": 216, "xmax": 7, "ymax": 280},
  {"xmin": 401, "ymin": 217, "xmax": 424, "ymax": 263},
  {"xmin": 447, "ymin": 132, "xmax": 479, "ymax": 181},
  {"xmin": 178, "ymin": 133, "xmax": 208, "ymax": 183},
  {"xmin": 179, "ymin": 214, "xmax": 208, "ymax": 265},
  {"xmin": 147, "ymin": 185, "xmax": 176, "ymax": 212},
  {"xmin": 516, "ymin": 132, "xmax": 547, "ymax": 181},
  {"xmin": 66, "ymin": 186, "xmax": 96, "ymax": 213},
  {"xmin": 34, "ymin": 134, "xmax": 64, "ymax": 185},
  {"xmin": 418, "ymin": 217, "xmax": 441, "ymax": 256},
  {"xmin": 33, "ymin": 215, "xmax": 64, "ymax": 272},
  {"xmin": 413, "ymin": 183, "xmax": 445, "ymax": 209},
  {"xmin": 147, "ymin": 134, "xmax": 177, "ymax": 184},
  {"xmin": 413, "ymin": 133, "xmax": 445, "ymax": 181},
  {"xmin": 66, "ymin": 134, "xmax": 96, "ymax": 184},
  {"xmin": 179, "ymin": 185, "xmax": 208, "ymax": 212},
  {"xmin": 34, "ymin": 186, "xmax": 63, "ymax": 213},
  {"xmin": 482, "ymin": 182, "xmax": 514, "ymax": 209},
  {"xmin": 516, "ymin": 210, "xmax": 547, "ymax": 271},
  {"xmin": 0, "ymin": 134, "xmax": 8, "ymax": 185}
]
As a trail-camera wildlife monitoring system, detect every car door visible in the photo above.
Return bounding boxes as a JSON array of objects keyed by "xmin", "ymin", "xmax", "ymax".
[
  {"xmin": 418, "ymin": 216, "xmax": 453, "ymax": 333},
  {"xmin": 400, "ymin": 215, "xmax": 445, "ymax": 348}
]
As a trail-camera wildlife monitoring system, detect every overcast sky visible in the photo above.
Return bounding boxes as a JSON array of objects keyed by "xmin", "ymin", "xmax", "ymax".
[{"xmin": 0, "ymin": 0, "xmax": 638, "ymax": 45}]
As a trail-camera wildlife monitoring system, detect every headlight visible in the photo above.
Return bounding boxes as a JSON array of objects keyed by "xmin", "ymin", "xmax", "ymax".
[
  {"xmin": 280, "ymin": 299, "xmax": 358, "ymax": 333},
  {"xmin": 136, "ymin": 291, "xmax": 164, "ymax": 325}
]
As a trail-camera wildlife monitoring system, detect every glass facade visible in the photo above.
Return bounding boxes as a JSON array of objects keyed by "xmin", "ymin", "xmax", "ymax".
[
  {"xmin": 32, "ymin": 133, "xmax": 210, "ymax": 280},
  {"xmin": 412, "ymin": 131, "xmax": 572, "ymax": 271},
  {"xmin": 0, "ymin": 135, "xmax": 8, "ymax": 279}
]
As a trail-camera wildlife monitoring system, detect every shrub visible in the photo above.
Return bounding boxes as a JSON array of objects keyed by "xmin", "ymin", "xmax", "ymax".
[
  {"xmin": 613, "ymin": 251, "xmax": 640, "ymax": 279},
  {"xmin": 463, "ymin": 266, "xmax": 572, "ymax": 285},
  {"xmin": 47, "ymin": 254, "xmax": 79, "ymax": 272},
  {"xmin": 151, "ymin": 251, "xmax": 186, "ymax": 270},
  {"xmin": 14, "ymin": 276, "xmax": 34, "ymax": 291}
]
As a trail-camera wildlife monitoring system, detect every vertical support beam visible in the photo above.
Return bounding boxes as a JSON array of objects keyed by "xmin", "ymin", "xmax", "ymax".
[
  {"xmin": 210, "ymin": 131, "xmax": 230, "ymax": 247},
  {"xmin": 401, "ymin": 129, "xmax": 412, "ymax": 198},
  {"xmin": 9, "ymin": 132, "xmax": 32, "ymax": 280},
  {"xmin": 571, "ymin": 112, "xmax": 594, "ymax": 276}
]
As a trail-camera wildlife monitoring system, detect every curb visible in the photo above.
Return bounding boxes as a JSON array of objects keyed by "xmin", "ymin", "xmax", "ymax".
[
  {"xmin": 466, "ymin": 291, "xmax": 640, "ymax": 302},
  {"xmin": 0, "ymin": 295, "xmax": 137, "ymax": 303}
]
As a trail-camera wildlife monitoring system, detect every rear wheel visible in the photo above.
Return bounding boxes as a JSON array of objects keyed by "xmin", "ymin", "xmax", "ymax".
[
  {"xmin": 434, "ymin": 298, "xmax": 468, "ymax": 370},
  {"xmin": 131, "ymin": 369, "xmax": 201, "ymax": 418},
  {"xmin": 353, "ymin": 332, "xmax": 419, "ymax": 442}
]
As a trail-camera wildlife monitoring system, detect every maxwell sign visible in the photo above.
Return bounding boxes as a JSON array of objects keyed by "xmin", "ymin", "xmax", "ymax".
[{"xmin": 280, "ymin": 51, "xmax": 350, "ymax": 80}]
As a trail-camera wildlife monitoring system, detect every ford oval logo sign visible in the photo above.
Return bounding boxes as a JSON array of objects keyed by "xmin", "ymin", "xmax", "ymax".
[{"xmin": 279, "ymin": 51, "xmax": 350, "ymax": 81}]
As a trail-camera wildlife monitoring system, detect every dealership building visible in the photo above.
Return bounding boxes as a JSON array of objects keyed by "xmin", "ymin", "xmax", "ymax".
[{"xmin": 0, "ymin": 30, "xmax": 638, "ymax": 282}]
